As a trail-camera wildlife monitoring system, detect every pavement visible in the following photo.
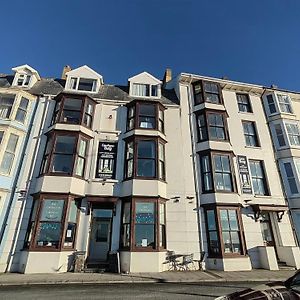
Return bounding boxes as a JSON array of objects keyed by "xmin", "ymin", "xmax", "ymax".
[{"xmin": 0, "ymin": 269, "xmax": 297, "ymax": 286}]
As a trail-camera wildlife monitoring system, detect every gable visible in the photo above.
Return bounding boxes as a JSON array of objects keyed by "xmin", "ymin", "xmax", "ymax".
[{"xmin": 128, "ymin": 72, "xmax": 161, "ymax": 85}]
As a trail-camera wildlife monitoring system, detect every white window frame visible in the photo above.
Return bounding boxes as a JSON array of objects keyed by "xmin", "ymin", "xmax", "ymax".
[
  {"xmin": 0, "ymin": 133, "xmax": 19, "ymax": 175},
  {"xmin": 16, "ymin": 73, "xmax": 32, "ymax": 87},
  {"xmin": 265, "ymin": 94, "xmax": 278, "ymax": 115},
  {"xmin": 272, "ymin": 122, "xmax": 287, "ymax": 148},
  {"xmin": 68, "ymin": 77, "xmax": 98, "ymax": 93},
  {"xmin": 277, "ymin": 94, "xmax": 293, "ymax": 114},
  {"xmin": 130, "ymin": 82, "xmax": 161, "ymax": 98},
  {"xmin": 285, "ymin": 122, "xmax": 300, "ymax": 147},
  {"xmin": 282, "ymin": 161, "xmax": 299, "ymax": 196}
]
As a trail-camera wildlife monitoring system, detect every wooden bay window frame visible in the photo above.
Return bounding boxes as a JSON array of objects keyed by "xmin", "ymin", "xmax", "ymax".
[
  {"xmin": 126, "ymin": 101, "xmax": 165, "ymax": 133},
  {"xmin": 52, "ymin": 94, "xmax": 96, "ymax": 129},
  {"xmin": 195, "ymin": 109, "xmax": 229, "ymax": 142},
  {"xmin": 199, "ymin": 151, "xmax": 237, "ymax": 193},
  {"xmin": 192, "ymin": 80, "xmax": 223, "ymax": 106},
  {"xmin": 120, "ymin": 197, "xmax": 167, "ymax": 252},
  {"xmin": 203, "ymin": 204, "xmax": 246, "ymax": 258},
  {"xmin": 40, "ymin": 131, "xmax": 89, "ymax": 178},
  {"xmin": 28, "ymin": 194, "xmax": 80, "ymax": 251},
  {"xmin": 124, "ymin": 136, "xmax": 166, "ymax": 181}
]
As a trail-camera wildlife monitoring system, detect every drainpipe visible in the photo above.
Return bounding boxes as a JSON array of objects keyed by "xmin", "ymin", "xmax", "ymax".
[
  {"xmin": 185, "ymin": 75, "xmax": 205, "ymax": 259},
  {"xmin": 2, "ymin": 95, "xmax": 51, "ymax": 272}
]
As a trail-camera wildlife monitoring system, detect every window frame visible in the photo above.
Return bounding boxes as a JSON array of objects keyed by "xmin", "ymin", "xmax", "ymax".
[
  {"xmin": 192, "ymin": 80, "xmax": 223, "ymax": 106},
  {"xmin": 119, "ymin": 197, "xmax": 167, "ymax": 252},
  {"xmin": 124, "ymin": 136, "xmax": 166, "ymax": 181},
  {"xmin": 131, "ymin": 83, "xmax": 159, "ymax": 98},
  {"xmin": 242, "ymin": 121, "xmax": 260, "ymax": 147},
  {"xmin": 0, "ymin": 133, "xmax": 19, "ymax": 175},
  {"xmin": 40, "ymin": 131, "xmax": 90, "ymax": 178},
  {"xmin": 126, "ymin": 101, "xmax": 165, "ymax": 133},
  {"xmin": 249, "ymin": 160, "xmax": 270, "ymax": 196},
  {"xmin": 204, "ymin": 205, "xmax": 246, "ymax": 258},
  {"xmin": 285, "ymin": 122, "xmax": 300, "ymax": 146},
  {"xmin": 277, "ymin": 94, "xmax": 293, "ymax": 114},
  {"xmin": 199, "ymin": 151, "xmax": 236, "ymax": 193},
  {"xmin": 0, "ymin": 94, "xmax": 16, "ymax": 119},
  {"xmin": 16, "ymin": 74, "xmax": 32, "ymax": 87},
  {"xmin": 28, "ymin": 194, "xmax": 80, "ymax": 251},
  {"xmin": 195, "ymin": 110, "xmax": 229, "ymax": 142},
  {"xmin": 236, "ymin": 93, "xmax": 252, "ymax": 113},
  {"xmin": 69, "ymin": 77, "xmax": 98, "ymax": 92},
  {"xmin": 15, "ymin": 97, "xmax": 30, "ymax": 124},
  {"xmin": 52, "ymin": 94, "xmax": 96, "ymax": 129}
]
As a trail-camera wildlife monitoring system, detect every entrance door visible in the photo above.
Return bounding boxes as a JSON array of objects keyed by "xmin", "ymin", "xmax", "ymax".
[
  {"xmin": 260, "ymin": 212, "xmax": 276, "ymax": 247},
  {"xmin": 88, "ymin": 208, "xmax": 112, "ymax": 262}
]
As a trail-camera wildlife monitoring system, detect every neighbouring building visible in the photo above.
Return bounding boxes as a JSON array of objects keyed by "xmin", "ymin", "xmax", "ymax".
[
  {"xmin": 0, "ymin": 65, "xmax": 41, "ymax": 272},
  {"xmin": 262, "ymin": 88, "xmax": 300, "ymax": 243},
  {"xmin": 166, "ymin": 73, "xmax": 300, "ymax": 271}
]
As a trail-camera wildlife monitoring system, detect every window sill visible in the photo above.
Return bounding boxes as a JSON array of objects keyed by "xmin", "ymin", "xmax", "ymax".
[
  {"xmin": 244, "ymin": 145, "xmax": 261, "ymax": 149},
  {"xmin": 253, "ymin": 194, "xmax": 271, "ymax": 198},
  {"xmin": 238, "ymin": 111, "xmax": 253, "ymax": 114},
  {"xmin": 91, "ymin": 179, "xmax": 118, "ymax": 183}
]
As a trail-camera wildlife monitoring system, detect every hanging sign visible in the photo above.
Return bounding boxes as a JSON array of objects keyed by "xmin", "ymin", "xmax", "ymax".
[
  {"xmin": 96, "ymin": 142, "xmax": 117, "ymax": 179},
  {"xmin": 237, "ymin": 155, "xmax": 252, "ymax": 194}
]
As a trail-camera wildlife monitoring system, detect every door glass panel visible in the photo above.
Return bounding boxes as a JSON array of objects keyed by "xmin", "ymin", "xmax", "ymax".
[
  {"xmin": 96, "ymin": 222, "xmax": 109, "ymax": 242},
  {"xmin": 93, "ymin": 209, "xmax": 112, "ymax": 218}
]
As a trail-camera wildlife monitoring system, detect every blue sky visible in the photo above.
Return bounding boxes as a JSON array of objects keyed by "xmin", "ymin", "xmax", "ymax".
[{"xmin": 1, "ymin": 0, "xmax": 300, "ymax": 90}]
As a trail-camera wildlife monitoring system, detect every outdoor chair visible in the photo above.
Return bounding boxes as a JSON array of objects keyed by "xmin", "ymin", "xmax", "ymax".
[{"xmin": 178, "ymin": 253, "xmax": 196, "ymax": 271}]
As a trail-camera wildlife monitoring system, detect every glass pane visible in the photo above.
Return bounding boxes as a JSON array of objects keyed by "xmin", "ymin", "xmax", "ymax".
[
  {"xmin": 137, "ymin": 159, "xmax": 155, "ymax": 177},
  {"xmin": 0, "ymin": 152, "xmax": 14, "ymax": 173},
  {"xmin": 135, "ymin": 224, "xmax": 154, "ymax": 247},
  {"xmin": 207, "ymin": 210, "xmax": 216, "ymax": 230},
  {"xmin": 52, "ymin": 154, "xmax": 73, "ymax": 173},
  {"xmin": 220, "ymin": 210, "xmax": 229, "ymax": 231},
  {"xmin": 151, "ymin": 85, "xmax": 158, "ymax": 97},
  {"xmin": 223, "ymin": 173, "xmax": 232, "ymax": 191},
  {"xmin": 0, "ymin": 94, "xmax": 15, "ymax": 118},
  {"xmin": 159, "ymin": 143, "xmax": 164, "ymax": 161},
  {"xmin": 215, "ymin": 173, "xmax": 224, "ymax": 190},
  {"xmin": 61, "ymin": 110, "xmax": 81, "ymax": 124},
  {"xmin": 36, "ymin": 223, "xmax": 61, "ymax": 246},
  {"xmin": 204, "ymin": 82, "xmax": 219, "ymax": 93},
  {"xmin": 78, "ymin": 78, "xmax": 96, "ymax": 91},
  {"xmin": 128, "ymin": 106, "xmax": 135, "ymax": 118},
  {"xmin": 136, "ymin": 202, "xmax": 155, "ymax": 224},
  {"xmin": 201, "ymin": 156, "xmax": 210, "ymax": 172},
  {"xmin": 83, "ymin": 114, "xmax": 92, "ymax": 127},
  {"xmin": 78, "ymin": 139, "xmax": 87, "ymax": 156},
  {"xmin": 126, "ymin": 142, "xmax": 134, "ymax": 159},
  {"xmin": 137, "ymin": 141, "xmax": 155, "ymax": 158},
  {"xmin": 228, "ymin": 210, "xmax": 238, "ymax": 230},
  {"xmin": 75, "ymin": 157, "xmax": 85, "ymax": 176},
  {"xmin": 203, "ymin": 173, "xmax": 213, "ymax": 191},
  {"xmin": 64, "ymin": 98, "xmax": 82, "ymax": 111},
  {"xmin": 160, "ymin": 203, "xmax": 165, "ymax": 225},
  {"xmin": 127, "ymin": 159, "xmax": 133, "ymax": 177},
  {"xmin": 15, "ymin": 109, "xmax": 26, "ymax": 123},
  {"xmin": 206, "ymin": 93, "xmax": 220, "ymax": 103},
  {"xmin": 86, "ymin": 102, "xmax": 94, "ymax": 114},
  {"xmin": 20, "ymin": 97, "xmax": 29, "ymax": 109},
  {"xmin": 209, "ymin": 231, "xmax": 219, "ymax": 254},
  {"xmin": 68, "ymin": 201, "xmax": 77, "ymax": 223},
  {"xmin": 139, "ymin": 104, "xmax": 155, "ymax": 116},
  {"xmin": 123, "ymin": 202, "xmax": 131, "ymax": 223},
  {"xmin": 6, "ymin": 134, "xmax": 19, "ymax": 152},
  {"xmin": 0, "ymin": 131, "xmax": 3, "ymax": 144},
  {"xmin": 139, "ymin": 116, "xmax": 155, "ymax": 129},
  {"xmin": 55, "ymin": 136, "xmax": 76, "ymax": 153},
  {"xmin": 222, "ymin": 231, "xmax": 231, "ymax": 253},
  {"xmin": 214, "ymin": 155, "xmax": 222, "ymax": 172},
  {"xmin": 93, "ymin": 209, "xmax": 112, "ymax": 218},
  {"xmin": 221, "ymin": 155, "xmax": 230, "ymax": 171},
  {"xmin": 40, "ymin": 199, "xmax": 64, "ymax": 222},
  {"xmin": 230, "ymin": 232, "xmax": 241, "ymax": 253},
  {"xmin": 121, "ymin": 224, "xmax": 130, "ymax": 247}
]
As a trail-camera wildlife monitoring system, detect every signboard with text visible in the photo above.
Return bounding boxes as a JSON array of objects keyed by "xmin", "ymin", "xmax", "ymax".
[
  {"xmin": 96, "ymin": 142, "xmax": 117, "ymax": 179},
  {"xmin": 237, "ymin": 155, "xmax": 252, "ymax": 194}
]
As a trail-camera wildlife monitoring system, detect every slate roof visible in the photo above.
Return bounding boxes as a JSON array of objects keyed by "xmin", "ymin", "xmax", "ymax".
[{"xmin": 0, "ymin": 75, "xmax": 179, "ymax": 106}]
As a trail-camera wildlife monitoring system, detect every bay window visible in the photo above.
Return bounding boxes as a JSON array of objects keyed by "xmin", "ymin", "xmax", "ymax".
[
  {"xmin": 126, "ymin": 101, "xmax": 165, "ymax": 132},
  {"xmin": 120, "ymin": 198, "xmax": 166, "ymax": 251},
  {"xmin": 40, "ymin": 132, "xmax": 89, "ymax": 178},
  {"xmin": 28, "ymin": 195, "xmax": 79, "ymax": 250},
  {"xmin": 199, "ymin": 152, "xmax": 235, "ymax": 193},
  {"xmin": 274, "ymin": 124, "xmax": 286, "ymax": 147},
  {"xmin": 196, "ymin": 111, "xmax": 228, "ymax": 142},
  {"xmin": 192, "ymin": 80, "xmax": 223, "ymax": 105},
  {"xmin": 266, "ymin": 95, "xmax": 277, "ymax": 114},
  {"xmin": 204, "ymin": 206, "xmax": 244, "ymax": 257},
  {"xmin": 124, "ymin": 137, "xmax": 166, "ymax": 180},
  {"xmin": 52, "ymin": 94, "xmax": 95, "ymax": 129}
]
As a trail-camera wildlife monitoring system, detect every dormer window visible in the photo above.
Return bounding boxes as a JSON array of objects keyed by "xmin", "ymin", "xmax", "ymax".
[
  {"xmin": 69, "ymin": 77, "xmax": 97, "ymax": 92},
  {"xmin": 17, "ymin": 74, "xmax": 31, "ymax": 87},
  {"xmin": 132, "ymin": 83, "xmax": 158, "ymax": 97}
]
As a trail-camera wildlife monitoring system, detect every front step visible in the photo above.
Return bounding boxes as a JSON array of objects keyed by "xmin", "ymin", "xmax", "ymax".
[
  {"xmin": 84, "ymin": 261, "xmax": 109, "ymax": 273},
  {"xmin": 278, "ymin": 261, "xmax": 296, "ymax": 270}
]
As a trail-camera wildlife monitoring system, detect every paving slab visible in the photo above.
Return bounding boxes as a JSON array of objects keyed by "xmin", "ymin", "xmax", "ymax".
[{"xmin": 0, "ymin": 270, "xmax": 296, "ymax": 286}]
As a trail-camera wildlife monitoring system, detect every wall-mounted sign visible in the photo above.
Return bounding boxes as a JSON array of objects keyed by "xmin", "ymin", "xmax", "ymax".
[
  {"xmin": 237, "ymin": 155, "xmax": 252, "ymax": 194},
  {"xmin": 96, "ymin": 142, "xmax": 117, "ymax": 179}
]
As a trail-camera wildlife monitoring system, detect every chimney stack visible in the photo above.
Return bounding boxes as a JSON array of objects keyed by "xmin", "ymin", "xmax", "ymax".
[
  {"xmin": 163, "ymin": 68, "xmax": 172, "ymax": 86},
  {"xmin": 61, "ymin": 65, "xmax": 72, "ymax": 79}
]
